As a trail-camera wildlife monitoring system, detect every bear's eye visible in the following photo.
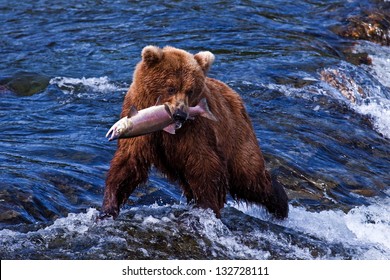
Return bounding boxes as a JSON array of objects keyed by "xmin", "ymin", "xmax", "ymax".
[{"xmin": 167, "ymin": 87, "xmax": 177, "ymax": 95}]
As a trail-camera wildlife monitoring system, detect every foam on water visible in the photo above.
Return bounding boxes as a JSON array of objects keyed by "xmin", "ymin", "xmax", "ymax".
[
  {"xmin": 0, "ymin": 208, "xmax": 100, "ymax": 239},
  {"xmin": 233, "ymin": 191, "xmax": 390, "ymax": 259},
  {"xmin": 351, "ymin": 42, "xmax": 390, "ymax": 138},
  {"xmin": 42, "ymin": 207, "xmax": 100, "ymax": 233},
  {"xmin": 1, "ymin": 200, "xmax": 389, "ymax": 259},
  {"xmin": 354, "ymin": 41, "xmax": 390, "ymax": 88},
  {"xmin": 345, "ymin": 202, "xmax": 390, "ymax": 250},
  {"xmin": 352, "ymin": 101, "xmax": 390, "ymax": 138},
  {"xmin": 127, "ymin": 205, "xmax": 271, "ymax": 259},
  {"xmin": 50, "ymin": 76, "xmax": 127, "ymax": 95},
  {"xmin": 184, "ymin": 207, "xmax": 270, "ymax": 259},
  {"xmin": 0, "ymin": 208, "xmax": 100, "ymax": 259}
]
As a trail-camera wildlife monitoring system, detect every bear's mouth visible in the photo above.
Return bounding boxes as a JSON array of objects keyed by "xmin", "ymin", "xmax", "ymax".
[
  {"xmin": 170, "ymin": 96, "xmax": 190, "ymax": 129},
  {"xmin": 172, "ymin": 108, "xmax": 188, "ymax": 127},
  {"xmin": 164, "ymin": 103, "xmax": 187, "ymax": 129}
]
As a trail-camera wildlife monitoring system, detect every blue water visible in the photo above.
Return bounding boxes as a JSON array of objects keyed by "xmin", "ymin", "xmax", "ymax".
[{"xmin": 0, "ymin": 0, "xmax": 389, "ymax": 259}]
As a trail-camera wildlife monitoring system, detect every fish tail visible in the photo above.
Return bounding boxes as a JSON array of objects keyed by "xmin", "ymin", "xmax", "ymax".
[{"xmin": 198, "ymin": 98, "xmax": 217, "ymax": 121}]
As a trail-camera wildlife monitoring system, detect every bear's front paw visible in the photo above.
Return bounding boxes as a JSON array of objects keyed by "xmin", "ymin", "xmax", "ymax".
[{"xmin": 97, "ymin": 207, "xmax": 119, "ymax": 221}]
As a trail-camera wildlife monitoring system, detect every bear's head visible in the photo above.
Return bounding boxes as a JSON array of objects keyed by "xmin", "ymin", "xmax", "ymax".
[{"xmin": 132, "ymin": 46, "xmax": 215, "ymax": 126}]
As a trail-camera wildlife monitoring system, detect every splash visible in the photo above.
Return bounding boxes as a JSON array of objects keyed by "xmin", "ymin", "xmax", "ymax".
[
  {"xmin": 351, "ymin": 41, "xmax": 390, "ymax": 138},
  {"xmin": 0, "ymin": 208, "xmax": 103, "ymax": 259},
  {"xmin": 41, "ymin": 207, "xmax": 100, "ymax": 233},
  {"xmin": 354, "ymin": 41, "xmax": 390, "ymax": 88},
  {"xmin": 1, "ymin": 202, "xmax": 389, "ymax": 260},
  {"xmin": 353, "ymin": 101, "xmax": 390, "ymax": 138},
  {"xmin": 345, "ymin": 200, "xmax": 390, "ymax": 251},
  {"xmin": 233, "ymin": 193, "xmax": 390, "ymax": 260},
  {"xmin": 50, "ymin": 76, "xmax": 127, "ymax": 94}
]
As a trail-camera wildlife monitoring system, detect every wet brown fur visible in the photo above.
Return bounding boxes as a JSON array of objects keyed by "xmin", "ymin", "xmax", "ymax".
[{"xmin": 101, "ymin": 46, "xmax": 288, "ymax": 219}]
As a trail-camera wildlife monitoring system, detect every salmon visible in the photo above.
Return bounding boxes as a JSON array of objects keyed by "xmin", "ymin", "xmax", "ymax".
[{"xmin": 106, "ymin": 98, "xmax": 217, "ymax": 141}]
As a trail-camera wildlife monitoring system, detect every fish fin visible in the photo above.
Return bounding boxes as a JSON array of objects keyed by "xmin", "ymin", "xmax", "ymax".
[
  {"xmin": 155, "ymin": 95, "xmax": 163, "ymax": 106},
  {"xmin": 163, "ymin": 123, "xmax": 176, "ymax": 134},
  {"xmin": 128, "ymin": 106, "xmax": 138, "ymax": 118},
  {"xmin": 198, "ymin": 98, "xmax": 218, "ymax": 121}
]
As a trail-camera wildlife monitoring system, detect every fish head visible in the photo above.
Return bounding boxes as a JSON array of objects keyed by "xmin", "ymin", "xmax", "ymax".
[{"xmin": 106, "ymin": 117, "xmax": 133, "ymax": 141}]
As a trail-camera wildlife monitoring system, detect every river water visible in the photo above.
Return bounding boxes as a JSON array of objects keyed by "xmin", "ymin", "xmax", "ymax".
[{"xmin": 0, "ymin": 0, "xmax": 389, "ymax": 260}]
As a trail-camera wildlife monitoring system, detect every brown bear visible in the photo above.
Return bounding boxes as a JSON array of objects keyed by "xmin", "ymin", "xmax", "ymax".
[{"xmin": 101, "ymin": 46, "xmax": 288, "ymax": 219}]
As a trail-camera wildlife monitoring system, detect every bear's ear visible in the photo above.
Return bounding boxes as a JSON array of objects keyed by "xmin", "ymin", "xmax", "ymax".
[
  {"xmin": 141, "ymin": 45, "xmax": 163, "ymax": 66},
  {"xmin": 194, "ymin": 51, "xmax": 215, "ymax": 73}
]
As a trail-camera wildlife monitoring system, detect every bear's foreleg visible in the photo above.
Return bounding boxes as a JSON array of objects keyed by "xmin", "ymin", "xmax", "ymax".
[{"xmin": 101, "ymin": 139, "xmax": 150, "ymax": 219}]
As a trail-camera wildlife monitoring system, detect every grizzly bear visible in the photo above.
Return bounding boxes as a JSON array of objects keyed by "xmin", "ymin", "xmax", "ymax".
[{"xmin": 101, "ymin": 46, "xmax": 288, "ymax": 219}]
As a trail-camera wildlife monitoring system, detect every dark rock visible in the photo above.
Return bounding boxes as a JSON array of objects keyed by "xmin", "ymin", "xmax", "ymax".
[
  {"xmin": 0, "ymin": 71, "xmax": 50, "ymax": 96},
  {"xmin": 334, "ymin": 10, "xmax": 390, "ymax": 46}
]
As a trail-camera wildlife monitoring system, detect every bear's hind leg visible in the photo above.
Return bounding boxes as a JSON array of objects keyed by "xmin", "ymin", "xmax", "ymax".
[{"xmin": 230, "ymin": 166, "xmax": 289, "ymax": 219}]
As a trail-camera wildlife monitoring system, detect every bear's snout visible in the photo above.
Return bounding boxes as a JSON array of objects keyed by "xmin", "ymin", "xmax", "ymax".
[{"xmin": 172, "ymin": 98, "xmax": 189, "ymax": 127}]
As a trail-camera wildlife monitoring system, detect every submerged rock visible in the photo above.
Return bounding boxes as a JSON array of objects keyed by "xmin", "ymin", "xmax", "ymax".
[
  {"xmin": 320, "ymin": 68, "xmax": 366, "ymax": 103},
  {"xmin": 0, "ymin": 71, "xmax": 50, "ymax": 96}
]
